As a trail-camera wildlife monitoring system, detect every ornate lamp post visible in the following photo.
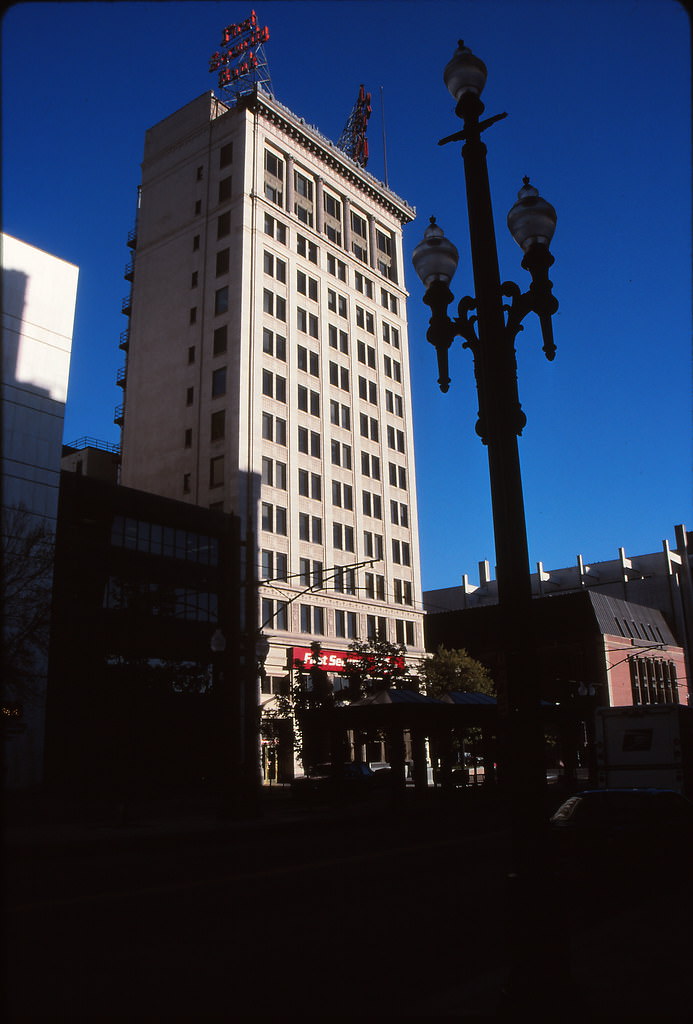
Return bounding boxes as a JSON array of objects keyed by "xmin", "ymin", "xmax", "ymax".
[{"xmin": 412, "ymin": 41, "xmax": 565, "ymax": 1008}]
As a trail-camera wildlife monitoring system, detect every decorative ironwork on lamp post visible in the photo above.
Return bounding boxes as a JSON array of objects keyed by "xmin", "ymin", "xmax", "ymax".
[{"xmin": 412, "ymin": 41, "xmax": 566, "ymax": 1009}]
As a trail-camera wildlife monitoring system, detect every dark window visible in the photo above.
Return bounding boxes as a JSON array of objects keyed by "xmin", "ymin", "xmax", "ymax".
[
  {"xmin": 212, "ymin": 367, "xmax": 227, "ymax": 398},
  {"xmin": 213, "ymin": 325, "xmax": 227, "ymax": 355},
  {"xmin": 216, "ymin": 249, "xmax": 230, "ymax": 276},
  {"xmin": 211, "ymin": 410, "xmax": 225, "ymax": 441},
  {"xmin": 210, "ymin": 455, "xmax": 224, "ymax": 488}
]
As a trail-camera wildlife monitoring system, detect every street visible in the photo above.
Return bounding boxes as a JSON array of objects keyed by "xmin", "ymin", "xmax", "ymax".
[{"xmin": 4, "ymin": 790, "xmax": 693, "ymax": 1019}]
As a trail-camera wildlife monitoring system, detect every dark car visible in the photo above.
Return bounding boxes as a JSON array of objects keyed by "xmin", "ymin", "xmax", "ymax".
[
  {"xmin": 291, "ymin": 762, "xmax": 376, "ymax": 801},
  {"xmin": 549, "ymin": 788, "xmax": 693, "ymax": 874}
]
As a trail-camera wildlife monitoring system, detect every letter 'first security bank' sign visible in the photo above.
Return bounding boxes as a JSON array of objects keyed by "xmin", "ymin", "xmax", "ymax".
[{"xmin": 290, "ymin": 647, "xmax": 404, "ymax": 674}]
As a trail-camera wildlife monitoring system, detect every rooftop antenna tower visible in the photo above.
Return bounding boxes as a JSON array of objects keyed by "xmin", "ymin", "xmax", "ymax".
[
  {"xmin": 338, "ymin": 85, "xmax": 372, "ymax": 167},
  {"xmin": 210, "ymin": 10, "xmax": 273, "ymax": 103}
]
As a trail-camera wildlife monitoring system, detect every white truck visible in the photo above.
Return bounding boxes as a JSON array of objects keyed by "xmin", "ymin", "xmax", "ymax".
[{"xmin": 595, "ymin": 704, "xmax": 693, "ymax": 796}]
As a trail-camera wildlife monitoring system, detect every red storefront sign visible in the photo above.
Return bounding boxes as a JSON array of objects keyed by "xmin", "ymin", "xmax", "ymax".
[{"xmin": 289, "ymin": 647, "xmax": 404, "ymax": 674}]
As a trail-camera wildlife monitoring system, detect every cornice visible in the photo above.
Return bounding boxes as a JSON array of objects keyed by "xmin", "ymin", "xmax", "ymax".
[{"xmin": 236, "ymin": 89, "xmax": 416, "ymax": 225}]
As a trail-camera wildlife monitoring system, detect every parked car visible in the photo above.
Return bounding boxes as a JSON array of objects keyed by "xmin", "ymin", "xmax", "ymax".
[
  {"xmin": 291, "ymin": 762, "xmax": 376, "ymax": 800},
  {"xmin": 549, "ymin": 788, "xmax": 693, "ymax": 872}
]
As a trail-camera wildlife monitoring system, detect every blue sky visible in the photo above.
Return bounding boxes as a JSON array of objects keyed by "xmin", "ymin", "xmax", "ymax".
[{"xmin": 3, "ymin": 0, "xmax": 691, "ymax": 591}]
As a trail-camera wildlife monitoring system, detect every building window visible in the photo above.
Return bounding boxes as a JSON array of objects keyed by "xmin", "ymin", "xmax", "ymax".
[
  {"xmin": 323, "ymin": 192, "xmax": 342, "ymax": 245},
  {"xmin": 297, "ymin": 234, "xmax": 318, "ymax": 264},
  {"xmin": 262, "ymin": 413, "xmax": 287, "ymax": 446},
  {"xmin": 355, "ymin": 272, "xmax": 374, "ymax": 298},
  {"xmin": 210, "ymin": 455, "xmax": 224, "ymax": 488},
  {"xmin": 356, "ymin": 306, "xmax": 374, "ymax": 334},
  {"xmin": 327, "ymin": 253, "xmax": 347, "ymax": 282},
  {"xmin": 262, "ymin": 370, "xmax": 286, "ymax": 402},
  {"xmin": 329, "ymin": 361, "xmax": 349, "ymax": 392},
  {"xmin": 327, "ymin": 289, "xmax": 348, "ymax": 318},
  {"xmin": 218, "ymin": 176, "xmax": 232, "ymax": 203},
  {"xmin": 630, "ymin": 658, "xmax": 679, "ymax": 705},
  {"xmin": 367, "ymin": 615, "xmax": 387, "ymax": 641},
  {"xmin": 328, "ymin": 325, "xmax": 349, "ymax": 353},
  {"xmin": 300, "ymin": 605, "xmax": 312, "ymax": 634},
  {"xmin": 336, "ymin": 609, "xmax": 358, "ymax": 638},
  {"xmin": 183, "ymin": 473, "xmax": 191, "ymax": 494},
  {"xmin": 186, "ymin": 387, "xmax": 194, "ymax": 406},
  {"xmin": 261, "ymin": 457, "xmax": 286, "ymax": 489},
  {"xmin": 294, "ymin": 170, "xmax": 314, "ymax": 226},
  {"xmin": 211, "ymin": 410, "xmax": 225, "ymax": 441},
  {"xmin": 216, "ymin": 248, "xmax": 230, "ymax": 276},
  {"xmin": 189, "ymin": 307, "xmax": 197, "ymax": 325},
  {"xmin": 297, "ymin": 307, "xmax": 319, "ymax": 338},
  {"xmin": 333, "ymin": 523, "xmax": 353, "ymax": 551},
  {"xmin": 219, "ymin": 142, "xmax": 233, "ymax": 168},
  {"xmin": 263, "ymin": 329, "xmax": 286, "ymax": 361},
  {"xmin": 264, "ymin": 251, "xmax": 287, "ymax": 282},
  {"xmin": 264, "ymin": 149, "xmax": 284, "ymax": 206},
  {"xmin": 330, "ymin": 441, "xmax": 351, "ymax": 469},
  {"xmin": 214, "ymin": 287, "xmax": 229, "ymax": 315},
  {"xmin": 263, "ymin": 598, "xmax": 289, "ymax": 631},
  {"xmin": 357, "ymin": 341, "xmax": 376, "ymax": 369},
  {"xmin": 262, "ymin": 502, "xmax": 287, "ymax": 535},
  {"xmin": 358, "ymin": 377, "xmax": 378, "ymax": 405},
  {"xmin": 213, "ymin": 325, "xmax": 227, "ymax": 355},
  {"xmin": 351, "ymin": 210, "xmax": 368, "ymax": 262},
  {"xmin": 297, "ymin": 270, "xmax": 319, "ymax": 300},
  {"xmin": 264, "ymin": 213, "xmax": 287, "ymax": 244},
  {"xmin": 261, "ymin": 550, "xmax": 274, "ymax": 580},
  {"xmin": 212, "ymin": 367, "xmax": 227, "ymax": 398},
  {"xmin": 184, "ymin": 428, "xmax": 192, "ymax": 448}
]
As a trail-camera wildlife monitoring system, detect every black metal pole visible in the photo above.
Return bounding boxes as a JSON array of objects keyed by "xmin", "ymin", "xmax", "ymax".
[
  {"xmin": 457, "ymin": 93, "xmax": 545, "ymax": 836},
  {"xmin": 454, "ymin": 94, "xmax": 569, "ymax": 1012}
]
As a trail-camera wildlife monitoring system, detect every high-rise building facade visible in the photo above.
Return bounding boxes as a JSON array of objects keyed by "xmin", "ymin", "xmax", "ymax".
[
  {"xmin": 2, "ymin": 234, "xmax": 77, "ymax": 787},
  {"xmin": 119, "ymin": 88, "xmax": 425, "ymax": 704}
]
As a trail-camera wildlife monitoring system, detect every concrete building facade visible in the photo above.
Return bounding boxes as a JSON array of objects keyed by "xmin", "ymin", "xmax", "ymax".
[
  {"xmin": 1, "ymin": 234, "xmax": 78, "ymax": 787},
  {"xmin": 423, "ymin": 526, "xmax": 693, "ymax": 691},
  {"xmin": 118, "ymin": 88, "xmax": 426, "ymax": 709}
]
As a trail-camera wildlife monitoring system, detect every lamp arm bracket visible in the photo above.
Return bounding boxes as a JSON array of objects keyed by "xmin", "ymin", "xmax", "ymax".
[
  {"xmin": 502, "ymin": 279, "xmax": 557, "ymax": 361},
  {"xmin": 501, "ymin": 280, "xmax": 533, "ymax": 341},
  {"xmin": 453, "ymin": 295, "xmax": 479, "ymax": 349},
  {"xmin": 438, "ymin": 111, "xmax": 508, "ymax": 146}
]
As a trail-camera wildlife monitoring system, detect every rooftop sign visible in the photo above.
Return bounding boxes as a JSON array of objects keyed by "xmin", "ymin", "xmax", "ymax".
[{"xmin": 210, "ymin": 11, "xmax": 272, "ymax": 93}]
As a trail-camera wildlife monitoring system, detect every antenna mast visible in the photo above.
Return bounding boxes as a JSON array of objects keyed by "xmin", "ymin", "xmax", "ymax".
[{"xmin": 338, "ymin": 85, "xmax": 372, "ymax": 167}]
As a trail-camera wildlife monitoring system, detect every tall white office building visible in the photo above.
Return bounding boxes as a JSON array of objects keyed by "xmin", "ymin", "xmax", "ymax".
[
  {"xmin": 2, "ymin": 234, "xmax": 77, "ymax": 787},
  {"xmin": 119, "ymin": 86, "xmax": 426, "ymax": 704}
]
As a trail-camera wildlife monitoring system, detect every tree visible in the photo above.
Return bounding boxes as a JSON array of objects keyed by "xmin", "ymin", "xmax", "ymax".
[
  {"xmin": 1, "ymin": 503, "xmax": 55, "ymax": 705},
  {"xmin": 264, "ymin": 642, "xmax": 333, "ymax": 762},
  {"xmin": 419, "ymin": 645, "xmax": 495, "ymax": 699},
  {"xmin": 341, "ymin": 635, "xmax": 411, "ymax": 700}
]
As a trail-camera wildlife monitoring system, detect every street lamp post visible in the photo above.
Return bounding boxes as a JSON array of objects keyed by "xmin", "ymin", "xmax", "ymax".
[{"xmin": 413, "ymin": 41, "xmax": 566, "ymax": 1009}]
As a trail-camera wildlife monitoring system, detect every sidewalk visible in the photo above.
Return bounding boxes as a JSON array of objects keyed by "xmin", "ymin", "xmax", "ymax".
[
  {"xmin": 2, "ymin": 783, "xmax": 312, "ymax": 854},
  {"xmin": 3, "ymin": 779, "xmax": 519, "ymax": 854}
]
